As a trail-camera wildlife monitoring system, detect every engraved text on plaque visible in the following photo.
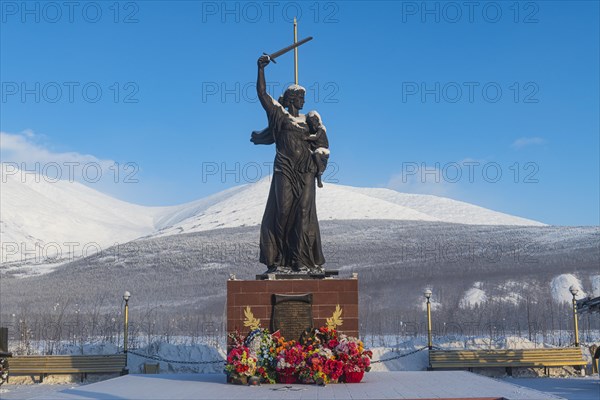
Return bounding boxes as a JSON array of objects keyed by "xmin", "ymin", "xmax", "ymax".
[{"xmin": 271, "ymin": 293, "xmax": 313, "ymax": 341}]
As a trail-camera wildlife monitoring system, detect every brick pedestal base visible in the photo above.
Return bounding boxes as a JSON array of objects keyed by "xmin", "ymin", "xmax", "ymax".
[{"xmin": 227, "ymin": 278, "xmax": 359, "ymax": 339}]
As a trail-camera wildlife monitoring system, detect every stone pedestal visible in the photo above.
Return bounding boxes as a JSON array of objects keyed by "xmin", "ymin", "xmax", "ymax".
[{"xmin": 226, "ymin": 278, "xmax": 359, "ymax": 339}]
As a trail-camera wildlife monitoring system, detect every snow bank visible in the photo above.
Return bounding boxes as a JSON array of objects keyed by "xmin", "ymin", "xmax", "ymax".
[
  {"xmin": 63, "ymin": 343, "xmax": 119, "ymax": 355},
  {"xmin": 369, "ymin": 341, "xmax": 430, "ymax": 372},
  {"xmin": 128, "ymin": 342, "xmax": 226, "ymax": 374}
]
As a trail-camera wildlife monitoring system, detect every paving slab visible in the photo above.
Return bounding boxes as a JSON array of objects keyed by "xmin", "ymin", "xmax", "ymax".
[{"xmin": 503, "ymin": 377, "xmax": 599, "ymax": 400}]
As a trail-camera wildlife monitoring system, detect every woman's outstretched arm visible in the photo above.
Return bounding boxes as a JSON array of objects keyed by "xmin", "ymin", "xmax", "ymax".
[{"xmin": 257, "ymin": 55, "xmax": 274, "ymax": 114}]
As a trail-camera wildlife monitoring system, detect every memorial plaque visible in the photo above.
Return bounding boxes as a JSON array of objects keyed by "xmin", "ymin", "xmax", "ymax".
[{"xmin": 271, "ymin": 293, "xmax": 313, "ymax": 341}]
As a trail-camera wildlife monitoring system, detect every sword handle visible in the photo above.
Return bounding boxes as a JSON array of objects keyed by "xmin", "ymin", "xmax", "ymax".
[{"xmin": 262, "ymin": 52, "xmax": 277, "ymax": 64}]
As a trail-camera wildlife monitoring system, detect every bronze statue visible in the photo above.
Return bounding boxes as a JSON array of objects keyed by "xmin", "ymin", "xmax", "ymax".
[{"xmin": 251, "ymin": 38, "xmax": 328, "ymax": 274}]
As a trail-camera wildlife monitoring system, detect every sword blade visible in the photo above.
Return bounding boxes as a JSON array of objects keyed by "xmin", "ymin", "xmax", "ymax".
[{"xmin": 268, "ymin": 36, "xmax": 313, "ymax": 61}]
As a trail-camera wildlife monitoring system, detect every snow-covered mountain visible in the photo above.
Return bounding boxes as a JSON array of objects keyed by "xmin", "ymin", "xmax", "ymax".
[
  {"xmin": 1, "ymin": 166, "xmax": 545, "ymax": 264},
  {"xmin": 151, "ymin": 178, "xmax": 545, "ymax": 238},
  {"xmin": 1, "ymin": 164, "xmax": 164, "ymax": 260}
]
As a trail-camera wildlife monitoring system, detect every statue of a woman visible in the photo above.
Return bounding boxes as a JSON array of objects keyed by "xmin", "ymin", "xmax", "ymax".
[{"xmin": 251, "ymin": 54, "xmax": 325, "ymax": 273}]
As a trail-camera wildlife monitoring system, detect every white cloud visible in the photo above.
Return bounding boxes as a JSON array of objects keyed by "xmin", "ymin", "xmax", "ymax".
[
  {"xmin": 1, "ymin": 131, "xmax": 112, "ymax": 166},
  {"xmin": 1, "ymin": 130, "xmax": 115, "ymax": 183},
  {"xmin": 511, "ymin": 137, "xmax": 546, "ymax": 149},
  {"xmin": 387, "ymin": 163, "xmax": 454, "ymax": 196}
]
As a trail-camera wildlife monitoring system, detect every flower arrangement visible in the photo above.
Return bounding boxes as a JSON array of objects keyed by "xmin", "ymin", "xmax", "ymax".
[
  {"xmin": 298, "ymin": 346, "xmax": 335, "ymax": 383},
  {"xmin": 224, "ymin": 346, "xmax": 257, "ymax": 379},
  {"xmin": 225, "ymin": 326, "xmax": 372, "ymax": 385},
  {"xmin": 324, "ymin": 358, "xmax": 344, "ymax": 381},
  {"xmin": 335, "ymin": 335, "xmax": 373, "ymax": 374},
  {"xmin": 244, "ymin": 328, "xmax": 277, "ymax": 383},
  {"xmin": 275, "ymin": 341, "xmax": 303, "ymax": 372},
  {"xmin": 304, "ymin": 326, "xmax": 340, "ymax": 350}
]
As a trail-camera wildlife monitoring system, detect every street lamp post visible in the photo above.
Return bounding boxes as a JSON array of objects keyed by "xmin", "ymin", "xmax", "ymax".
[
  {"xmin": 569, "ymin": 286, "xmax": 580, "ymax": 347},
  {"xmin": 122, "ymin": 291, "xmax": 131, "ymax": 375},
  {"xmin": 424, "ymin": 289, "xmax": 433, "ymax": 350}
]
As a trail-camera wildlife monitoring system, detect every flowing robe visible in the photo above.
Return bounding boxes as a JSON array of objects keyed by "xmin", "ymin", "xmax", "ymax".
[{"xmin": 251, "ymin": 96, "xmax": 325, "ymax": 269}]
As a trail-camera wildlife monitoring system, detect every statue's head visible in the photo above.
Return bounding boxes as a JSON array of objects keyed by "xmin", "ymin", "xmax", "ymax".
[{"xmin": 279, "ymin": 84, "xmax": 306, "ymax": 111}]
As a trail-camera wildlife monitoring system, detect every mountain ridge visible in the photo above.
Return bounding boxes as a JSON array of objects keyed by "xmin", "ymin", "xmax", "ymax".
[{"xmin": 1, "ymin": 165, "xmax": 546, "ymax": 265}]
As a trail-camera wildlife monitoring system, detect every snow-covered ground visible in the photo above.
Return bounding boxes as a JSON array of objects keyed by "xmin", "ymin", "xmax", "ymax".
[
  {"xmin": 8, "ymin": 334, "xmax": 598, "ymax": 375},
  {"xmin": 2, "ymin": 375, "xmax": 597, "ymax": 400},
  {"xmin": 0, "ymin": 383, "xmax": 79, "ymax": 400},
  {"xmin": 2, "ymin": 334, "xmax": 598, "ymax": 399},
  {"xmin": 1, "ymin": 372, "xmax": 579, "ymax": 400},
  {"xmin": 503, "ymin": 377, "xmax": 600, "ymax": 400}
]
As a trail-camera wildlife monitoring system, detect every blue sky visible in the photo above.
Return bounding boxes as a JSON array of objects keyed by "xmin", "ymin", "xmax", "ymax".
[{"xmin": 1, "ymin": 1, "xmax": 598, "ymax": 226}]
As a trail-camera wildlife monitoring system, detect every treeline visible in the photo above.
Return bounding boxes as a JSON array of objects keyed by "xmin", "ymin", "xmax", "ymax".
[
  {"xmin": 1, "ymin": 221, "xmax": 598, "ymax": 354},
  {"xmin": 2, "ymin": 296, "xmax": 597, "ymax": 356}
]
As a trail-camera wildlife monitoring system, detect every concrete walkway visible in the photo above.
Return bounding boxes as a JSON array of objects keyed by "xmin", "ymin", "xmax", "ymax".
[
  {"xmin": 503, "ymin": 377, "xmax": 599, "ymax": 400},
  {"xmin": 29, "ymin": 371, "xmax": 563, "ymax": 400}
]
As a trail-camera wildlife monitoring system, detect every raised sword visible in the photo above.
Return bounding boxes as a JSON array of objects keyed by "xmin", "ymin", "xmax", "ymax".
[{"xmin": 263, "ymin": 36, "xmax": 313, "ymax": 64}]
